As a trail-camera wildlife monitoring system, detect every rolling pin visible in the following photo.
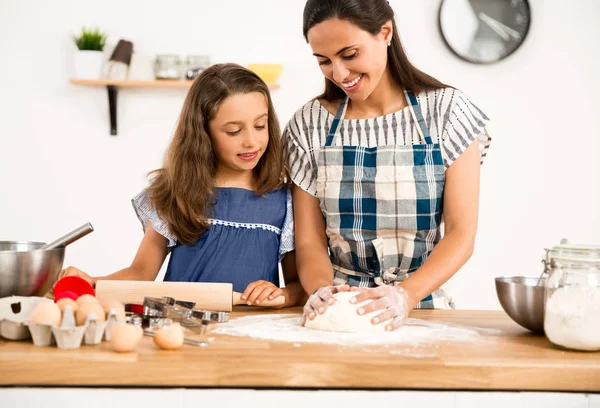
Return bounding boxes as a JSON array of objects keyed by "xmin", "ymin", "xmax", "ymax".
[{"xmin": 94, "ymin": 280, "xmax": 285, "ymax": 312}]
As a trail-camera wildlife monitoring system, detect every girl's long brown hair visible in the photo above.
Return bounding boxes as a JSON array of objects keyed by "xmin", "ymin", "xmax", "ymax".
[
  {"xmin": 303, "ymin": 0, "xmax": 448, "ymax": 102},
  {"xmin": 147, "ymin": 63, "xmax": 287, "ymax": 246}
]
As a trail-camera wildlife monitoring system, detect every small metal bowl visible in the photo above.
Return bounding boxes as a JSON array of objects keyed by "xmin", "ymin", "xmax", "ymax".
[
  {"xmin": 495, "ymin": 276, "xmax": 545, "ymax": 333},
  {"xmin": 0, "ymin": 241, "xmax": 65, "ymax": 298}
]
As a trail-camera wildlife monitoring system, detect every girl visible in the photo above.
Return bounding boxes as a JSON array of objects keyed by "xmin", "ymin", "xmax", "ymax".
[
  {"xmin": 286, "ymin": 0, "xmax": 492, "ymax": 327},
  {"xmin": 59, "ymin": 63, "xmax": 304, "ymax": 308}
]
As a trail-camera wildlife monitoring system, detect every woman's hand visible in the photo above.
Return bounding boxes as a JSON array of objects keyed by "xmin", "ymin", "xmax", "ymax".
[
  {"xmin": 349, "ymin": 285, "xmax": 412, "ymax": 331},
  {"xmin": 241, "ymin": 280, "xmax": 285, "ymax": 308},
  {"xmin": 56, "ymin": 266, "xmax": 96, "ymax": 287},
  {"xmin": 302, "ymin": 284, "xmax": 350, "ymax": 325}
]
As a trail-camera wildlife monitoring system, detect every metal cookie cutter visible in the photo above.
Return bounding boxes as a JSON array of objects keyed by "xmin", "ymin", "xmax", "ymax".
[
  {"xmin": 191, "ymin": 309, "xmax": 230, "ymax": 323},
  {"xmin": 143, "ymin": 296, "xmax": 196, "ymax": 320},
  {"xmin": 125, "ymin": 296, "xmax": 230, "ymax": 342}
]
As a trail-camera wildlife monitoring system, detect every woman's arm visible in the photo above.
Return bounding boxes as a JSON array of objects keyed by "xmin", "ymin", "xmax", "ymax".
[
  {"xmin": 279, "ymin": 251, "xmax": 308, "ymax": 307},
  {"xmin": 348, "ymin": 140, "xmax": 482, "ymax": 330},
  {"xmin": 292, "ymin": 185, "xmax": 334, "ymax": 295},
  {"xmin": 398, "ymin": 140, "xmax": 481, "ymax": 308},
  {"xmin": 59, "ymin": 222, "xmax": 169, "ymax": 286},
  {"xmin": 293, "ymin": 185, "xmax": 351, "ymax": 321}
]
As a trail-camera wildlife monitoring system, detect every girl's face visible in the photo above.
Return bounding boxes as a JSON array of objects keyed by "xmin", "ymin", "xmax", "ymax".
[
  {"xmin": 208, "ymin": 92, "xmax": 270, "ymax": 177},
  {"xmin": 307, "ymin": 18, "xmax": 392, "ymax": 102}
]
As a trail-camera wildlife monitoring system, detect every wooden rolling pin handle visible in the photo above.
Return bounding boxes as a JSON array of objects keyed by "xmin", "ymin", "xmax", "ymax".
[{"xmin": 232, "ymin": 292, "xmax": 286, "ymax": 307}]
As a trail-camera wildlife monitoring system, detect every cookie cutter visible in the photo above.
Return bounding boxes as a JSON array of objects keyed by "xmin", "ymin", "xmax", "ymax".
[{"xmin": 125, "ymin": 296, "xmax": 229, "ymax": 335}]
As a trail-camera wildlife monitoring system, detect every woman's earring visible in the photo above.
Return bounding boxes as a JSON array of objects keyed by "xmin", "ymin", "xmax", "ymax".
[{"xmin": 387, "ymin": 40, "xmax": 392, "ymax": 47}]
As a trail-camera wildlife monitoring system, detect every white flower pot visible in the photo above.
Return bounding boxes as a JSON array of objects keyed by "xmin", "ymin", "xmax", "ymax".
[{"xmin": 73, "ymin": 50, "xmax": 105, "ymax": 79}]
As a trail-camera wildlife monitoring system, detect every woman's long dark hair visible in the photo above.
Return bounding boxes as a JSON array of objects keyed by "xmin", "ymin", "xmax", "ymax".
[
  {"xmin": 147, "ymin": 63, "xmax": 287, "ymax": 245},
  {"xmin": 303, "ymin": 0, "xmax": 448, "ymax": 102}
]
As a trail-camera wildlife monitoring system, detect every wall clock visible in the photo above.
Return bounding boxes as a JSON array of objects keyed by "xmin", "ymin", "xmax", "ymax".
[{"xmin": 439, "ymin": 0, "xmax": 531, "ymax": 64}]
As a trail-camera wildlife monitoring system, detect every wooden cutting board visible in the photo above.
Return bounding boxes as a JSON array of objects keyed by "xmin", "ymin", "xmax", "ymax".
[{"xmin": 95, "ymin": 280, "xmax": 284, "ymax": 312}]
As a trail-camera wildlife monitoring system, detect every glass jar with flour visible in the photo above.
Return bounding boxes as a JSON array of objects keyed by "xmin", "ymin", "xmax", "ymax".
[{"xmin": 544, "ymin": 243, "xmax": 600, "ymax": 351}]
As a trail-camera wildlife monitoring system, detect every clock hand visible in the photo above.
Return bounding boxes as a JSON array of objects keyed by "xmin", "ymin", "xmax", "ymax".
[
  {"xmin": 487, "ymin": 15, "xmax": 522, "ymax": 39},
  {"xmin": 478, "ymin": 12, "xmax": 510, "ymax": 41},
  {"xmin": 478, "ymin": 12, "xmax": 522, "ymax": 40}
]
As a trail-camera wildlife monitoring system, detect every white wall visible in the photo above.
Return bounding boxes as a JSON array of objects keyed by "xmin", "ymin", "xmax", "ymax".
[{"xmin": 1, "ymin": 0, "xmax": 598, "ymax": 310}]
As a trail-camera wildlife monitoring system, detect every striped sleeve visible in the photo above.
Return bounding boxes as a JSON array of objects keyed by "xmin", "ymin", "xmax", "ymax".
[
  {"xmin": 131, "ymin": 189, "xmax": 177, "ymax": 247},
  {"xmin": 278, "ymin": 187, "xmax": 294, "ymax": 261},
  {"xmin": 440, "ymin": 90, "xmax": 491, "ymax": 169},
  {"xmin": 283, "ymin": 107, "xmax": 318, "ymax": 196}
]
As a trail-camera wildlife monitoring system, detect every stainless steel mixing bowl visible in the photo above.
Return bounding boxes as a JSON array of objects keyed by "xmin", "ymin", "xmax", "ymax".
[
  {"xmin": 0, "ymin": 241, "xmax": 65, "ymax": 298},
  {"xmin": 495, "ymin": 276, "xmax": 545, "ymax": 333}
]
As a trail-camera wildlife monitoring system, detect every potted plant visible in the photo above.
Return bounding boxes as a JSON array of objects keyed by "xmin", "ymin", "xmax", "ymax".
[{"xmin": 72, "ymin": 26, "xmax": 107, "ymax": 79}]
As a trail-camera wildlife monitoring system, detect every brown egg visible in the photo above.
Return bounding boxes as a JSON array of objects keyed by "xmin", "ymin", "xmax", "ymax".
[
  {"xmin": 76, "ymin": 294, "xmax": 98, "ymax": 307},
  {"xmin": 153, "ymin": 323, "xmax": 184, "ymax": 350},
  {"xmin": 29, "ymin": 302, "xmax": 61, "ymax": 326},
  {"xmin": 110, "ymin": 323, "xmax": 143, "ymax": 353},
  {"xmin": 56, "ymin": 298, "xmax": 79, "ymax": 313},
  {"xmin": 100, "ymin": 298, "xmax": 126, "ymax": 320},
  {"xmin": 75, "ymin": 301, "xmax": 106, "ymax": 326}
]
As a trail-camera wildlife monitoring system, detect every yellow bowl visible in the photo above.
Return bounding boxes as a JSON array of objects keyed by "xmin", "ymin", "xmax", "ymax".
[{"xmin": 247, "ymin": 64, "xmax": 283, "ymax": 85}]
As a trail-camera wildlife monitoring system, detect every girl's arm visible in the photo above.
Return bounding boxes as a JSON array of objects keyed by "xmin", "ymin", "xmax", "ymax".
[
  {"xmin": 59, "ymin": 221, "xmax": 168, "ymax": 286},
  {"xmin": 241, "ymin": 252, "xmax": 308, "ymax": 308},
  {"xmin": 397, "ymin": 139, "xmax": 481, "ymax": 309}
]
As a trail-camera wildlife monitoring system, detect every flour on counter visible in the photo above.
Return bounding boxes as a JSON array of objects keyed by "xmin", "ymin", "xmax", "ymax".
[
  {"xmin": 544, "ymin": 286, "xmax": 600, "ymax": 351},
  {"xmin": 213, "ymin": 314, "xmax": 499, "ymax": 347}
]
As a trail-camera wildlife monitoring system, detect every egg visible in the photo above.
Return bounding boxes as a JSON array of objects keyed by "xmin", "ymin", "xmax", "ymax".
[
  {"xmin": 56, "ymin": 298, "xmax": 79, "ymax": 313},
  {"xmin": 110, "ymin": 323, "xmax": 143, "ymax": 353},
  {"xmin": 100, "ymin": 298, "xmax": 126, "ymax": 320},
  {"xmin": 29, "ymin": 302, "xmax": 61, "ymax": 326},
  {"xmin": 153, "ymin": 323, "xmax": 184, "ymax": 350},
  {"xmin": 76, "ymin": 294, "xmax": 98, "ymax": 307},
  {"xmin": 75, "ymin": 301, "xmax": 106, "ymax": 326}
]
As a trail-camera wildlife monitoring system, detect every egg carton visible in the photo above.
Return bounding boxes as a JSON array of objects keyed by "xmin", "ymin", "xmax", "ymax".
[
  {"xmin": 34, "ymin": 308, "xmax": 126, "ymax": 349},
  {"xmin": 0, "ymin": 296, "xmax": 51, "ymax": 340},
  {"xmin": 81, "ymin": 308, "xmax": 124, "ymax": 344},
  {"xmin": 1, "ymin": 296, "xmax": 127, "ymax": 349},
  {"xmin": 103, "ymin": 310, "xmax": 125, "ymax": 341},
  {"xmin": 23, "ymin": 305, "xmax": 85, "ymax": 348}
]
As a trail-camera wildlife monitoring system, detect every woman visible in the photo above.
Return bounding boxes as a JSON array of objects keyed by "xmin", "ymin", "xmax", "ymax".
[{"xmin": 285, "ymin": 0, "xmax": 491, "ymax": 330}]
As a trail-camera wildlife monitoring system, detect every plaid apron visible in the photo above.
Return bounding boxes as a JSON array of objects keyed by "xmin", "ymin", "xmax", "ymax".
[{"xmin": 316, "ymin": 90, "xmax": 452, "ymax": 309}]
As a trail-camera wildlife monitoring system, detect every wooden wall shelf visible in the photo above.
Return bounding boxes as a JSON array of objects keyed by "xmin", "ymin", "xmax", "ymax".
[{"xmin": 69, "ymin": 79, "xmax": 280, "ymax": 135}]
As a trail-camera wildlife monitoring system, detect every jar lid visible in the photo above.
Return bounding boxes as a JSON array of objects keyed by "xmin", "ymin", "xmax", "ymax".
[{"xmin": 550, "ymin": 244, "xmax": 600, "ymax": 264}]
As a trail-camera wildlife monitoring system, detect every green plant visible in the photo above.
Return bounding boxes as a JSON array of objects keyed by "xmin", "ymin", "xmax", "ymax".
[{"xmin": 74, "ymin": 26, "xmax": 107, "ymax": 51}]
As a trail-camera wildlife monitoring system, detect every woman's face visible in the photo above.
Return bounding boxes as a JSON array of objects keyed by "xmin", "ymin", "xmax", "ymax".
[
  {"xmin": 208, "ymin": 92, "xmax": 270, "ymax": 176},
  {"xmin": 307, "ymin": 18, "xmax": 392, "ymax": 102}
]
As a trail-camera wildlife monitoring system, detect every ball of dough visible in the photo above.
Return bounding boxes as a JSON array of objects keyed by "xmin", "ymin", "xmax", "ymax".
[{"xmin": 305, "ymin": 292, "xmax": 390, "ymax": 333}]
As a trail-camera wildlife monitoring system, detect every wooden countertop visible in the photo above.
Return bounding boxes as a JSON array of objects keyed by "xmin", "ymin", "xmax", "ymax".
[{"xmin": 1, "ymin": 309, "xmax": 598, "ymax": 391}]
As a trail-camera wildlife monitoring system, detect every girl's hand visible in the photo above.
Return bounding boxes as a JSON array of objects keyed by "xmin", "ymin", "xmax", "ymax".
[
  {"xmin": 302, "ymin": 284, "xmax": 350, "ymax": 325},
  {"xmin": 349, "ymin": 285, "xmax": 412, "ymax": 331},
  {"xmin": 241, "ymin": 280, "xmax": 284, "ymax": 307},
  {"xmin": 56, "ymin": 266, "xmax": 96, "ymax": 287}
]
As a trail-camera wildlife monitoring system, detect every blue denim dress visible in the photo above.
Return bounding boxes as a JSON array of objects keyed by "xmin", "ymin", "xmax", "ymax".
[{"xmin": 132, "ymin": 187, "xmax": 294, "ymax": 293}]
